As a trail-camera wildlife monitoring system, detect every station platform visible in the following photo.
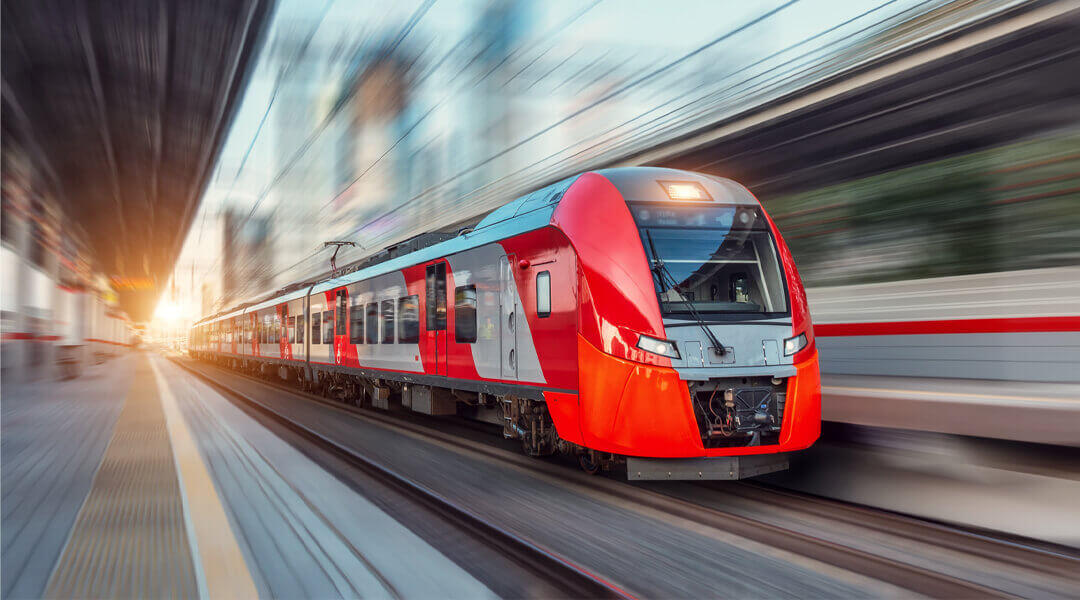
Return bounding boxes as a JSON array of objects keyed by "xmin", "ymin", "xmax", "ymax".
[
  {"xmin": 1, "ymin": 352, "xmax": 491, "ymax": 599},
  {"xmin": 820, "ymin": 373, "xmax": 1080, "ymax": 446}
]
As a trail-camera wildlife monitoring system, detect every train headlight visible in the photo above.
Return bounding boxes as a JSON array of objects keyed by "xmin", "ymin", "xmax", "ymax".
[
  {"xmin": 658, "ymin": 180, "xmax": 712, "ymax": 201},
  {"xmin": 783, "ymin": 333, "xmax": 808, "ymax": 356},
  {"xmin": 637, "ymin": 334, "xmax": 681, "ymax": 359}
]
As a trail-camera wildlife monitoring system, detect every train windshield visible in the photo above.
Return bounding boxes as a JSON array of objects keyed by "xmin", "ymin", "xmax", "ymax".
[{"xmin": 631, "ymin": 203, "xmax": 788, "ymax": 316}]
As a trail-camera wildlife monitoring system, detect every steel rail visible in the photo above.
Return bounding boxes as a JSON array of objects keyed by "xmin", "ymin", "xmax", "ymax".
[
  {"xmin": 175, "ymin": 356, "xmax": 1062, "ymax": 598},
  {"xmin": 170, "ymin": 357, "xmax": 630, "ymax": 600}
]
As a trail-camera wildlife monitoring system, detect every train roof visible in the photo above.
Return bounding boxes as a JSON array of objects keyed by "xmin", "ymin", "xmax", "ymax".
[{"xmin": 195, "ymin": 168, "xmax": 757, "ymax": 325}]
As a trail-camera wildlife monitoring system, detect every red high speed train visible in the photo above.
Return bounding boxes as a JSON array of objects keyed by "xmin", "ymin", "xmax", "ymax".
[{"xmin": 191, "ymin": 167, "xmax": 820, "ymax": 479}]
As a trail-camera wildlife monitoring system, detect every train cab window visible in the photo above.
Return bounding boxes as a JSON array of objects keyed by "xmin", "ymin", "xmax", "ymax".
[
  {"xmin": 350, "ymin": 300, "xmax": 364, "ymax": 344},
  {"xmin": 634, "ymin": 204, "xmax": 788, "ymax": 315},
  {"xmin": 454, "ymin": 285, "xmax": 477, "ymax": 343},
  {"xmin": 381, "ymin": 300, "xmax": 395, "ymax": 344},
  {"xmin": 288, "ymin": 316, "xmax": 296, "ymax": 343},
  {"xmin": 311, "ymin": 312, "xmax": 321, "ymax": 343},
  {"xmin": 366, "ymin": 303, "xmax": 378, "ymax": 343},
  {"xmin": 426, "ymin": 263, "xmax": 447, "ymax": 331},
  {"xmin": 322, "ymin": 311, "xmax": 333, "ymax": 344},
  {"xmin": 536, "ymin": 271, "xmax": 551, "ymax": 318},
  {"xmin": 336, "ymin": 292, "xmax": 347, "ymax": 336},
  {"xmin": 398, "ymin": 295, "xmax": 419, "ymax": 343},
  {"xmin": 297, "ymin": 314, "xmax": 305, "ymax": 344}
]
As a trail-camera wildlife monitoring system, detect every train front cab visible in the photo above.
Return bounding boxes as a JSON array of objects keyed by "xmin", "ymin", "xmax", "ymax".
[{"xmin": 552, "ymin": 168, "xmax": 820, "ymax": 478}]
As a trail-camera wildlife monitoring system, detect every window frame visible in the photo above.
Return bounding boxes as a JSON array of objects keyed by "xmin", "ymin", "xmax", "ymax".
[
  {"xmin": 311, "ymin": 311, "xmax": 321, "ymax": 344},
  {"xmin": 454, "ymin": 285, "xmax": 477, "ymax": 344},
  {"xmin": 381, "ymin": 299, "xmax": 395, "ymax": 344},
  {"xmin": 366, "ymin": 302, "xmax": 379, "ymax": 344},
  {"xmin": 322, "ymin": 310, "xmax": 333, "ymax": 344},
  {"xmin": 536, "ymin": 271, "xmax": 551, "ymax": 318},
  {"xmin": 349, "ymin": 299, "xmax": 364, "ymax": 344},
  {"xmin": 397, "ymin": 295, "xmax": 419, "ymax": 343}
]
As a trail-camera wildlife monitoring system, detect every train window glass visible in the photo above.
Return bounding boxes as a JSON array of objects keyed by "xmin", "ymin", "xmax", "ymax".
[
  {"xmin": 297, "ymin": 314, "xmax": 304, "ymax": 344},
  {"xmin": 322, "ymin": 311, "xmax": 333, "ymax": 344},
  {"xmin": 336, "ymin": 292, "xmax": 346, "ymax": 336},
  {"xmin": 311, "ymin": 312, "xmax": 321, "ymax": 344},
  {"xmin": 350, "ymin": 300, "xmax": 364, "ymax": 344},
  {"xmin": 272, "ymin": 316, "xmax": 279, "ymax": 344},
  {"xmin": 426, "ymin": 263, "xmax": 447, "ymax": 331},
  {"xmin": 454, "ymin": 285, "xmax": 477, "ymax": 343},
  {"xmin": 634, "ymin": 205, "xmax": 788, "ymax": 315},
  {"xmin": 381, "ymin": 300, "xmax": 395, "ymax": 344},
  {"xmin": 426, "ymin": 266, "xmax": 436, "ymax": 329},
  {"xmin": 288, "ymin": 316, "xmax": 296, "ymax": 343},
  {"xmin": 536, "ymin": 271, "xmax": 551, "ymax": 318},
  {"xmin": 435, "ymin": 263, "xmax": 447, "ymax": 330},
  {"xmin": 366, "ymin": 303, "xmax": 378, "ymax": 344},
  {"xmin": 398, "ymin": 295, "xmax": 419, "ymax": 343}
]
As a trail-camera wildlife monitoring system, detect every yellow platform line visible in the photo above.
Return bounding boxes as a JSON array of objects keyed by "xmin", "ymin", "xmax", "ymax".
[{"xmin": 150, "ymin": 356, "xmax": 259, "ymax": 599}]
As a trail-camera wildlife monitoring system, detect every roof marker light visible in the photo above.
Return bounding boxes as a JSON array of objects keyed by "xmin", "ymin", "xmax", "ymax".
[{"xmin": 658, "ymin": 180, "xmax": 712, "ymax": 202}]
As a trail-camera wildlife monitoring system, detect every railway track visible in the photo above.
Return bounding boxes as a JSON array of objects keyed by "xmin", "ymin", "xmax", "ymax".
[
  {"xmin": 174, "ymin": 356, "xmax": 1078, "ymax": 598},
  {"xmin": 171, "ymin": 358, "xmax": 628, "ymax": 600}
]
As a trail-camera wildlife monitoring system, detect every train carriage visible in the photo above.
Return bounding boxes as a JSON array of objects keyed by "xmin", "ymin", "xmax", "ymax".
[{"xmin": 192, "ymin": 167, "xmax": 821, "ymax": 479}]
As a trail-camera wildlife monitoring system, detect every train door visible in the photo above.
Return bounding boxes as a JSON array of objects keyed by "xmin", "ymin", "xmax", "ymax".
[
  {"xmin": 334, "ymin": 289, "xmax": 347, "ymax": 365},
  {"xmin": 425, "ymin": 261, "xmax": 448, "ymax": 376},
  {"xmin": 499, "ymin": 254, "xmax": 518, "ymax": 380}
]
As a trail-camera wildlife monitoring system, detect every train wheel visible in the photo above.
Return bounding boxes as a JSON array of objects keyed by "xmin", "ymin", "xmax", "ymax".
[{"xmin": 578, "ymin": 452, "xmax": 600, "ymax": 475}]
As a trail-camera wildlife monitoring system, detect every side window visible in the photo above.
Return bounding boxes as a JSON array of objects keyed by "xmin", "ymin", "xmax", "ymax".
[
  {"xmin": 349, "ymin": 300, "xmax": 364, "ymax": 344},
  {"xmin": 366, "ymin": 303, "xmax": 378, "ymax": 344},
  {"xmin": 381, "ymin": 299, "xmax": 395, "ymax": 344},
  {"xmin": 336, "ymin": 291, "xmax": 347, "ymax": 336},
  {"xmin": 322, "ymin": 310, "xmax": 333, "ymax": 344},
  {"xmin": 297, "ymin": 314, "xmax": 305, "ymax": 344},
  {"xmin": 272, "ymin": 315, "xmax": 280, "ymax": 343},
  {"xmin": 398, "ymin": 295, "xmax": 419, "ymax": 343},
  {"xmin": 455, "ymin": 285, "xmax": 477, "ymax": 343},
  {"xmin": 311, "ymin": 311, "xmax": 321, "ymax": 344},
  {"xmin": 536, "ymin": 271, "xmax": 551, "ymax": 318},
  {"xmin": 426, "ymin": 263, "xmax": 447, "ymax": 331},
  {"xmin": 288, "ymin": 316, "xmax": 296, "ymax": 343}
]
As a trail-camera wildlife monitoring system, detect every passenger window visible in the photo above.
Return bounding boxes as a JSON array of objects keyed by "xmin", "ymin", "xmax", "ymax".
[
  {"xmin": 366, "ymin": 303, "xmax": 378, "ymax": 344},
  {"xmin": 381, "ymin": 299, "xmax": 395, "ymax": 344},
  {"xmin": 288, "ymin": 316, "xmax": 296, "ymax": 343},
  {"xmin": 350, "ymin": 300, "xmax": 364, "ymax": 344},
  {"xmin": 398, "ymin": 295, "xmax": 419, "ymax": 343},
  {"xmin": 455, "ymin": 285, "xmax": 477, "ymax": 343},
  {"xmin": 322, "ymin": 311, "xmax": 333, "ymax": 344},
  {"xmin": 536, "ymin": 271, "xmax": 551, "ymax": 318},
  {"xmin": 311, "ymin": 312, "xmax": 321, "ymax": 344},
  {"xmin": 297, "ymin": 314, "xmax": 305, "ymax": 344},
  {"xmin": 336, "ymin": 292, "xmax": 347, "ymax": 336}
]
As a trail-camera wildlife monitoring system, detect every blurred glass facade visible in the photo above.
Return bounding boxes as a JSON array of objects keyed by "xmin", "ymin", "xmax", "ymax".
[
  {"xmin": 171, "ymin": 0, "xmax": 989, "ymax": 320},
  {"xmin": 772, "ymin": 131, "xmax": 1080, "ymax": 286}
]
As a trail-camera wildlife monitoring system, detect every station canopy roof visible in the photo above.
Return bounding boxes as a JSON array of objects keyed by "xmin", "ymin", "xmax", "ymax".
[{"xmin": 2, "ymin": 0, "xmax": 274, "ymax": 321}]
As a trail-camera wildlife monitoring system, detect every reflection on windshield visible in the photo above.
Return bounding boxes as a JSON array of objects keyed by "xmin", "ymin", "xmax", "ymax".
[{"xmin": 635, "ymin": 206, "xmax": 788, "ymax": 315}]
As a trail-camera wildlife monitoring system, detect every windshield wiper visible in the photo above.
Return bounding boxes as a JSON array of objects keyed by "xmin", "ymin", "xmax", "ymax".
[{"xmin": 645, "ymin": 230, "xmax": 726, "ymax": 357}]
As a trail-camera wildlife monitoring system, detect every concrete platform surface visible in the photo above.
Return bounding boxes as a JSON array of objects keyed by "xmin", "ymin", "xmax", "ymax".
[
  {"xmin": 1, "ymin": 352, "xmax": 490, "ymax": 599},
  {"xmin": 822, "ymin": 374, "xmax": 1080, "ymax": 445}
]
